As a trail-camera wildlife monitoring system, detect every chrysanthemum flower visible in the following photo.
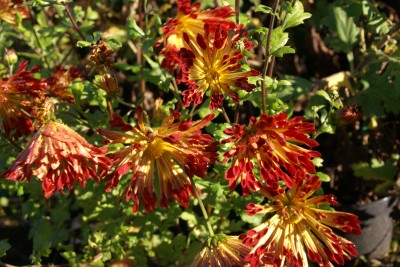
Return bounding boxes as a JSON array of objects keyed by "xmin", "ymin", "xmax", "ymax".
[
  {"xmin": 179, "ymin": 24, "xmax": 260, "ymax": 109},
  {"xmin": 46, "ymin": 66, "xmax": 81, "ymax": 103},
  {"xmin": 98, "ymin": 107, "xmax": 217, "ymax": 212},
  {"xmin": 3, "ymin": 121, "xmax": 110, "ymax": 197},
  {"xmin": 157, "ymin": 0, "xmax": 235, "ymax": 76},
  {"xmin": 222, "ymin": 113, "xmax": 320, "ymax": 195},
  {"xmin": 191, "ymin": 235, "xmax": 251, "ymax": 267},
  {"xmin": 0, "ymin": 60, "xmax": 47, "ymax": 138},
  {"xmin": 0, "ymin": 0, "xmax": 29, "ymax": 25},
  {"xmin": 240, "ymin": 175, "xmax": 361, "ymax": 267}
]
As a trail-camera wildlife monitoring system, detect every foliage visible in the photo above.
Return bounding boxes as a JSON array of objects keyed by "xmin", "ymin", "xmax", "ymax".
[{"xmin": 0, "ymin": 0, "xmax": 398, "ymax": 266}]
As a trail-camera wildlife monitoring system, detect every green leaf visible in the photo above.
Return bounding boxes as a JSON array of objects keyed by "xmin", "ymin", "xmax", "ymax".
[
  {"xmin": 352, "ymin": 159, "xmax": 397, "ymax": 181},
  {"xmin": 104, "ymin": 38, "xmax": 122, "ymax": 51},
  {"xmin": 316, "ymin": 90, "xmax": 331, "ymax": 102},
  {"xmin": 322, "ymin": 7, "xmax": 359, "ymax": 53},
  {"xmin": 127, "ymin": 18, "xmax": 145, "ymax": 40},
  {"xmin": 254, "ymin": 5, "xmax": 273, "ymax": 15},
  {"xmin": 0, "ymin": 239, "xmax": 11, "ymax": 258},
  {"xmin": 76, "ymin": 40, "xmax": 92, "ymax": 48},
  {"xmin": 269, "ymin": 27, "xmax": 289, "ymax": 55},
  {"xmin": 282, "ymin": 1, "xmax": 312, "ymax": 30},
  {"xmin": 272, "ymin": 46, "xmax": 295, "ymax": 57},
  {"xmin": 316, "ymin": 172, "xmax": 331, "ymax": 182}
]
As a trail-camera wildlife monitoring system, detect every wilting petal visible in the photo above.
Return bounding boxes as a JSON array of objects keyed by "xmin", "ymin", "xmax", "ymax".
[
  {"xmin": 0, "ymin": 60, "xmax": 47, "ymax": 138},
  {"xmin": 2, "ymin": 121, "xmax": 111, "ymax": 197},
  {"xmin": 191, "ymin": 235, "xmax": 251, "ymax": 267}
]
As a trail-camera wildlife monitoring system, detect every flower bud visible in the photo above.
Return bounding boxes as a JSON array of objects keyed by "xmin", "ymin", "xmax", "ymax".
[
  {"xmin": 335, "ymin": 104, "xmax": 362, "ymax": 125},
  {"xmin": 98, "ymin": 73, "xmax": 120, "ymax": 98},
  {"xmin": 5, "ymin": 49, "xmax": 18, "ymax": 65}
]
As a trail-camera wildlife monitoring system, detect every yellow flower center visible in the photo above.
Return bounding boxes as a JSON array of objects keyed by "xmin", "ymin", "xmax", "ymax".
[
  {"xmin": 144, "ymin": 137, "xmax": 168, "ymax": 160},
  {"xmin": 204, "ymin": 68, "xmax": 220, "ymax": 85},
  {"xmin": 283, "ymin": 205, "xmax": 303, "ymax": 224}
]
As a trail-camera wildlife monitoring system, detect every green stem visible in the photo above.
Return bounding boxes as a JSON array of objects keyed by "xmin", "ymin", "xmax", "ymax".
[
  {"xmin": 260, "ymin": 0, "xmax": 280, "ymax": 114},
  {"xmin": 189, "ymin": 177, "xmax": 215, "ymax": 237},
  {"xmin": 221, "ymin": 106, "xmax": 231, "ymax": 123}
]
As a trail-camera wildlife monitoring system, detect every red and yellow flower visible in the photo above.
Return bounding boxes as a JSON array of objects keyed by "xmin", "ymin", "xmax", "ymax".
[
  {"xmin": 0, "ymin": 0, "xmax": 29, "ymax": 25},
  {"xmin": 179, "ymin": 24, "xmax": 260, "ymax": 109},
  {"xmin": 99, "ymin": 107, "xmax": 217, "ymax": 212},
  {"xmin": 157, "ymin": 0, "xmax": 235, "ymax": 75},
  {"xmin": 191, "ymin": 235, "xmax": 251, "ymax": 267},
  {"xmin": 240, "ymin": 175, "xmax": 361, "ymax": 267},
  {"xmin": 3, "ymin": 121, "xmax": 110, "ymax": 197},
  {"xmin": 0, "ymin": 60, "xmax": 47, "ymax": 138},
  {"xmin": 222, "ymin": 113, "xmax": 320, "ymax": 195}
]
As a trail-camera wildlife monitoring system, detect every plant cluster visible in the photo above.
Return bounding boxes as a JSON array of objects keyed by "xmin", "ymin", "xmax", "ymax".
[{"xmin": 0, "ymin": 0, "xmax": 399, "ymax": 266}]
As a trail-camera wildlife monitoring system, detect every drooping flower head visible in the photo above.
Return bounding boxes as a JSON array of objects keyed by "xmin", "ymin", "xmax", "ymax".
[
  {"xmin": 157, "ymin": 0, "xmax": 235, "ymax": 75},
  {"xmin": 179, "ymin": 24, "xmax": 260, "ymax": 110},
  {"xmin": 0, "ymin": 0, "xmax": 29, "ymax": 25},
  {"xmin": 3, "ymin": 121, "xmax": 111, "ymax": 197},
  {"xmin": 240, "ymin": 175, "xmax": 361, "ymax": 267},
  {"xmin": 222, "ymin": 113, "xmax": 320, "ymax": 195},
  {"xmin": 98, "ymin": 106, "xmax": 217, "ymax": 212},
  {"xmin": 0, "ymin": 60, "xmax": 47, "ymax": 138},
  {"xmin": 86, "ymin": 40, "xmax": 114, "ymax": 74},
  {"xmin": 191, "ymin": 235, "xmax": 251, "ymax": 267},
  {"xmin": 46, "ymin": 66, "xmax": 81, "ymax": 103}
]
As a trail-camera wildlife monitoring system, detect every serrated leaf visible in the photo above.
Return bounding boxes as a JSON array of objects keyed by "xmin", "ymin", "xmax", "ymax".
[{"xmin": 283, "ymin": 1, "xmax": 312, "ymax": 30}]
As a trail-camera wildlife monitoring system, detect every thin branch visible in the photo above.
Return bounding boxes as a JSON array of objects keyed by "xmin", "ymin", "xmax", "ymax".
[{"xmin": 63, "ymin": 2, "xmax": 87, "ymax": 41}]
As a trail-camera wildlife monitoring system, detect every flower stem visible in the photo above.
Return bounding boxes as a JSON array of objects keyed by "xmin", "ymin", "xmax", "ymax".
[
  {"xmin": 221, "ymin": 106, "xmax": 231, "ymax": 123},
  {"xmin": 260, "ymin": 0, "xmax": 280, "ymax": 114},
  {"xmin": 106, "ymin": 98, "xmax": 114, "ymax": 118},
  {"xmin": 189, "ymin": 177, "xmax": 215, "ymax": 237}
]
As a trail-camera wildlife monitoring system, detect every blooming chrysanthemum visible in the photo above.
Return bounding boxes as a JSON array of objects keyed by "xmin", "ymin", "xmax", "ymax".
[
  {"xmin": 3, "ymin": 121, "xmax": 110, "ymax": 197},
  {"xmin": 98, "ymin": 107, "xmax": 217, "ymax": 212},
  {"xmin": 0, "ymin": 60, "xmax": 47, "ymax": 138},
  {"xmin": 157, "ymin": 0, "xmax": 235, "ymax": 75},
  {"xmin": 222, "ymin": 113, "xmax": 320, "ymax": 195},
  {"xmin": 179, "ymin": 24, "xmax": 260, "ymax": 109},
  {"xmin": 240, "ymin": 175, "xmax": 361, "ymax": 267},
  {"xmin": 191, "ymin": 235, "xmax": 251, "ymax": 267},
  {"xmin": 46, "ymin": 66, "xmax": 81, "ymax": 103},
  {"xmin": 0, "ymin": 0, "xmax": 29, "ymax": 25}
]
